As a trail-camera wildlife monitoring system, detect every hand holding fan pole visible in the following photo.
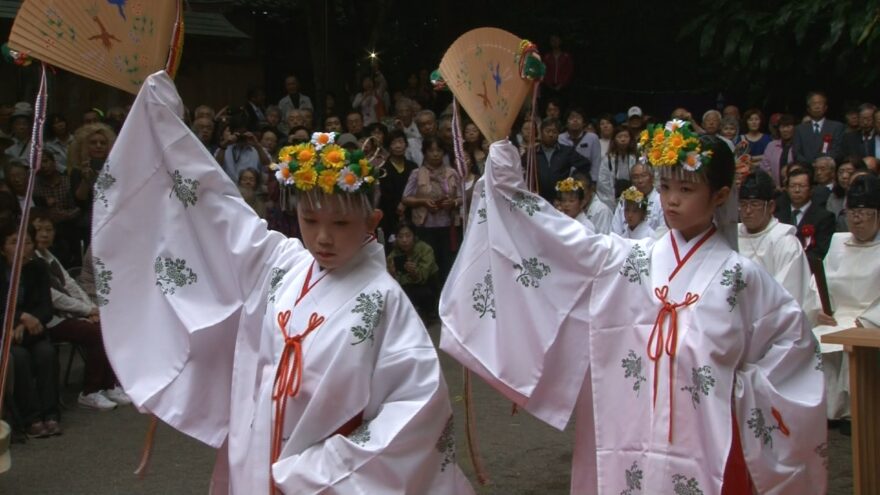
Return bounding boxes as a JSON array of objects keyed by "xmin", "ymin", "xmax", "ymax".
[{"xmin": 433, "ymin": 28, "xmax": 545, "ymax": 486}]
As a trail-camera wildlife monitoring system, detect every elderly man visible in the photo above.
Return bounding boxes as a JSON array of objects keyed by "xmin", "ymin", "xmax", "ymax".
[
  {"xmin": 192, "ymin": 117, "xmax": 216, "ymax": 152},
  {"xmin": 842, "ymin": 103, "xmax": 876, "ymax": 158},
  {"xmin": 774, "ymin": 166, "xmax": 836, "ymax": 259},
  {"xmin": 701, "ymin": 109, "xmax": 722, "ymax": 136},
  {"xmin": 812, "ymin": 155, "xmax": 836, "ymax": 206},
  {"xmin": 394, "ymin": 98, "xmax": 420, "ymax": 140},
  {"xmin": 535, "ymin": 117, "xmax": 590, "ymax": 203},
  {"xmin": 405, "ymin": 109, "xmax": 437, "ymax": 165},
  {"xmin": 277, "ymin": 75, "xmax": 313, "ymax": 121},
  {"xmin": 793, "ymin": 91, "xmax": 845, "ymax": 163}
]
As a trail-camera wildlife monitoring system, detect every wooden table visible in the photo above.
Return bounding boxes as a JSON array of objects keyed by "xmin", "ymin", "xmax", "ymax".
[{"xmin": 822, "ymin": 328, "xmax": 880, "ymax": 495}]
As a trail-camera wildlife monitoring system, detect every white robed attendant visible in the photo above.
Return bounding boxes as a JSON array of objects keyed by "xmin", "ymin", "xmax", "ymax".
[
  {"xmin": 585, "ymin": 193, "xmax": 612, "ymax": 234},
  {"xmin": 92, "ymin": 71, "xmax": 472, "ymax": 494},
  {"xmin": 441, "ymin": 127, "xmax": 826, "ymax": 494},
  {"xmin": 736, "ymin": 170, "xmax": 821, "ymax": 325},
  {"xmin": 621, "ymin": 220, "xmax": 654, "ymax": 240},
  {"xmin": 811, "ymin": 174, "xmax": 880, "ymax": 420}
]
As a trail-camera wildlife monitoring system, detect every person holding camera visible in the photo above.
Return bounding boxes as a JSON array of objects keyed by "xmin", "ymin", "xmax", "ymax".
[
  {"xmin": 386, "ymin": 223, "xmax": 439, "ymax": 319},
  {"xmin": 214, "ymin": 118, "xmax": 271, "ymax": 182}
]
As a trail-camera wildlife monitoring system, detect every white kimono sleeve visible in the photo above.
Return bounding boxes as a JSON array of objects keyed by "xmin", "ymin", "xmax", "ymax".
[
  {"xmin": 770, "ymin": 234, "xmax": 821, "ymax": 326},
  {"xmin": 92, "ymin": 71, "xmax": 307, "ymax": 447},
  {"xmin": 272, "ymin": 289, "xmax": 471, "ymax": 494},
  {"xmin": 734, "ymin": 268, "xmax": 827, "ymax": 494},
  {"xmin": 440, "ymin": 140, "xmax": 631, "ymax": 430}
]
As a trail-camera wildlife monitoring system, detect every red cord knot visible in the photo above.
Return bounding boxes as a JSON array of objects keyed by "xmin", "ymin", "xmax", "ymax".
[
  {"xmin": 647, "ymin": 285, "xmax": 700, "ymax": 443},
  {"xmin": 271, "ymin": 310, "xmax": 325, "ymax": 475},
  {"xmin": 771, "ymin": 407, "xmax": 790, "ymax": 436}
]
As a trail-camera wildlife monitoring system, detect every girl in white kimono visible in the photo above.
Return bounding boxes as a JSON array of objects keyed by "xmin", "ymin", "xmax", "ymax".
[
  {"xmin": 618, "ymin": 186, "xmax": 655, "ymax": 240},
  {"xmin": 812, "ymin": 174, "xmax": 880, "ymax": 421},
  {"xmin": 555, "ymin": 177, "xmax": 595, "ymax": 233},
  {"xmin": 441, "ymin": 119, "xmax": 826, "ymax": 494},
  {"xmin": 92, "ymin": 72, "xmax": 472, "ymax": 494}
]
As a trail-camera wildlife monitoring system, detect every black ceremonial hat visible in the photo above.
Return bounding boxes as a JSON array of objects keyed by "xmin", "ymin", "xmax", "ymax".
[
  {"xmin": 738, "ymin": 169, "xmax": 775, "ymax": 201},
  {"xmin": 846, "ymin": 174, "xmax": 880, "ymax": 210}
]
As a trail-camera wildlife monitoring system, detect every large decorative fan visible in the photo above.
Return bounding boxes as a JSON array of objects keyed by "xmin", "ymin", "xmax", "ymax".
[
  {"xmin": 8, "ymin": 0, "xmax": 183, "ymax": 94},
  {"xmin": 438, "ymin": 27, "xmax": 543, "ymax": 142}
]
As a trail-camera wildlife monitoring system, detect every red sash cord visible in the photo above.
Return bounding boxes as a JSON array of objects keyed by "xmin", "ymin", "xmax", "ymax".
[{"xmin": 647, "ymin": 286, "xmax": 700, "ymax": 443}]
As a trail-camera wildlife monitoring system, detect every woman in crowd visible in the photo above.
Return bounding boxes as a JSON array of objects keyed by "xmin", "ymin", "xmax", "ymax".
[
  {"xmin": 44, "ymin": 113, "xmax": 75, "ymax": 173},
  {"xmin": 378, "ymin": 130, "xmax": 418, "ymax": 245},
  {"xmin": 463, "ymin": 121, "xmax": 488, "ymax": 173},
  {"xmin": 352, "ymin": 73, "xmax": 390, "ymax": 126},
  {"xmin": 597, "ymin": 114, "xmax": 615, "ymax": 157},
  {"xmin": 402, "ymin": 137, "xmax": 462, "ymax": 283},
  {"xmin": 740, "ymin": 109, "xmax": 772, "ymax": 165},
  {"xmin": 30, "ymin": 210, "xmax": 131, "ymax": 410},
  {"xmin": 259, "ymin": 128, "xmax": 279, "ymax": 157},
  {"xmin": 1, "ymin": 222, "xmax": 60, "ymax": 438},
  {"xmin": 67, "ymin": 123, "xmax": 115, "ymax": 250},
  {"xmin": 758, "ymin": 114, "xmax": 796, "ymax": 187},
  {"xmin": 813, "ymin": 174, "xmax": 880, "ymax": 425},
  {"xmin": 386, "ymin": 223, "xmax": 439, "ymax": 318},
  {"xmin": 33, "ymin": 150, "xmax": 81, "ymax": 267},
  {"xmin": 237, "ymin": 168, "xmax": 267, "ymax": 219},
  {"xmin": 597, "ymin": 126, "xmax": 637, "ymax": 209}
]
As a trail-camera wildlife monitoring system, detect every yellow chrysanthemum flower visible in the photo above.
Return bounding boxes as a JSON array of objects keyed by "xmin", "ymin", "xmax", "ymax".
[
  {"xmin": 293, "ymin": 166, "xmax": 318, "ymax": 191},
  {"xmin": 277, "ymin": 146, "xmax": 297, "ymax": 163},
  {"xmin": 639, "ymin": 129, "xmax": 649, "ymax": 147},
  {"xmin": 648, "ymin": 148, "xmax": 664, "ymax": 165},
  {"xmin": 662, "ymin": 148, "xmax": 679, "ymax": 165},
  {"xmin": 652, "ymin": 131, "xmax": 667, "ymax": 147},
  {"xmin": 320, "ymin": 144, "xmax": 347, "ymax": 170},
  {"xmin": 318, "ymin": 169, "xmax": 339, "ymax": 194},
  {"xmin": 667, "ymin": 133, "xmax": 685, "ymax": 152},
  {"xmin": 291, "ymin": 143, "xmax": 317, "ymax": 168}
]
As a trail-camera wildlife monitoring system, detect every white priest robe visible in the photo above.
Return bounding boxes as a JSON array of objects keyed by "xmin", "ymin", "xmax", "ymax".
[
  {"xmin": 585, "ymin": 194, "xmax": 612, "ymax": 234},
  {"xmin": 811, "ymin": 232, "xmax": 880, "ymax": 419},
  {"xmin": 92, "ymin": 71, "xmax": 472, "ymax": 494},
  {"xmin": 737, "ymin": 218, "xmax": 821, "ymax": 325},
  {"xmin": 440, "ymin": 140, "xmax": 827, "ymax": 495},
  {"xmin": 611, "ymin": 188, "xmax": 665, "ymax": 236}
]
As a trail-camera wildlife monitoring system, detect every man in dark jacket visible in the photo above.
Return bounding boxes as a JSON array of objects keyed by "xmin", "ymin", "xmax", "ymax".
[
  {"xmin": 534, "ymin": 117, "xmax": 590, "ymax": 203},
  {"xmin": 774, "ymin": 166, "xmax": 836, "ymax": 260}
]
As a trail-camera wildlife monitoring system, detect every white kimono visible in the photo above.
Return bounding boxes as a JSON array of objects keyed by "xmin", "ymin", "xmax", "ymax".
[
  {"xmin": 620, "ymin": 220, "xmax": 654, "ymax": 240},
  {"xmin": 585, "ymin": 194, "xmax": 612, "ymax": 234},
  {"xmin": 737, "ymin": 219, "xmax": 821, "ymax": 325},
  {"xmin": 574, "ymin": 211, "xmax": 596, "ymax": 233},
  {"xmin": 441, "ymin": 141, "xmax": 826, "ymax": 494},
  {"xmin": 811, "ymin": 233, "xmax": 880, "ymax": 419},
  {"xmin": 92, "ymin": 72, "xmax": 472, "ymax": 494},
  {"xmin": 611, "ymin": 188, "xmax": 665, "ymax": 235}
]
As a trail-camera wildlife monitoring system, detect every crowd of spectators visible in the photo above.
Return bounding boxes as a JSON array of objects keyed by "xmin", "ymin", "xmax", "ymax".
[{"xmin": 1, "ymin": 41, "xmax": 878, "ymax": 443}]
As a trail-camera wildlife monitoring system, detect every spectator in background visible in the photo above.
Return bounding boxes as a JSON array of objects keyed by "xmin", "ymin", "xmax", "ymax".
[
  {"xmin": 543, "ymin": 98, "xmax": 562, "ymax": 125},
  {"xmin": 740, "ymin": 109, "xmax": 772, "ymax": 164},
  {"xmin": 287, "ymin": 126, "xmax": 311, "ymax": 145},
  {"xmin": 345, "ymin": 110, "xmax": 365, "ymax": 137},
  {"xmin": 386, "ymin": 223, "xmax": 439, "ymax": 319},
  {"xmin": 379, "ymin": 130, "xmax": 418, "ymax": 244},
  {"xmin": 214, "ymin": 113, "xmax": 270, "ymax": 181},
  {"xmin": 843, "ymin": 107, "xmax": 860, "ymax": 133},
  {"xmin": 300, "ymin": 108, "xmax": 314, "ymax": 132},
  {"xmin": 463, "ymin": 122, "xmax": 488, "ymax": 173},
  {"xmin": 719, "ymin": 116, "xmax": 739, "ymax": 142},
  {"xmin": 842, "ymin": 103, "xmax": 877, "ymax": 158},
  {"xmin": 406, "ymin": 109, "xmax": 437, "ymax": 165},
  {"xmin": 828, "ymin": 156, "xmax": 864, "ymax": 229},
  {"xmin": 0, "ymin": 102, "xmax": 12, "ymax": 139},
  {"xmin": 774, "ymin": 166, "xmax": 836, "ymax": 259},
  {"xmin": 558, "ymin": 107, "xmax": 601, "ymax": 182},
  {"xmin": 4, "ymin": 103, "xmax": 32, "ymax": 165},
  {"xmin": 626, "ymin": 106, "xmax": 644, "ymax": 133},
  {"xmin": 543, "ymin": 34, "xmax": 573, "ymax": 106},
  {"xmin": 401, "ymin": 137, "xmax": 462, "ymax": 283},
  {"xmin": 352, "ymin": 72, "xmax": 390, "ymax": 126},
  {"xmin": 812, "ymin": 156, "xmax": 837, "ymax": 206},
  {"xmin": 33, "ymin": 151, "xmax": 80, "ymax": 267},
  {"xmin": 242, "ymin": 86, "xmax": 267, "ymax": 130},
  {"xmin": 722, "ymin": 104, "xmax": 741, "ymax": 122},
  {"xmin": 597, "ymin": 114, "xmax": 615, "ymax": 156},
  {"xmin": 81, "ymin": 109, "xmax": 101, "ymax": 126},
  {"xmin": 104, "ymin": 107, "xmax": 126, "ymax": 134},
  {"xmin": 68, "ymin": 123, "xmax": 115, "ymax": 251},
  {"xmin": 5, "ymin": 162, "xmax": 33, "ymax": 214},
  {"xmin": 611, "ymin": 160, "xmax": 664, "ymax": 236},
  {"xmin": 393, "ymin": 98, "xmax": 420, "ymax": 140},
  {"xmin": 324, "ymin": 115, "xmax": 343, "ymax": 133},
  {"xmin": 535, "ymin": 117, "xmax": 590, "ymax": 203},
  {"xmin": 285, "ymin": 108, "xmax": 307, "ymax": 135},
  {"xmin": 597, "ymin": 126, "xmax": 636, "ymax": 209},
  {"xmin": 2, "ymin": 222, "xmax": 60, "ymax": 438},
  {"xmin": 437, "ymin": 115, "xmax": 455, "ymax": 153},
  {"xmin": 793, "ymin": 91, "xmax": 845, "ymax": 163},
  {"xmin": 44, "ymin": 114, "xmax": 74, "ymax": 173},
  {"xmin": 259, "ymin": 129, "xmax": 279, "ymax": 157},
  {"xmin": 192, "ymin": 117, "xmax": 216, "ymax": 153},
  {"xmin": 30, "ymin": 210, "xmax": 130, "ymax": 411},
  {"xmin": 759, "ymin": 113, "xmax": 796, "ymax": 186},
  {"xmin": 193, "ymin": 105, "xmax": 215, "ymax": 122},
  {"xmin": 263, "ymin": 106, "xmax": 286, "ymax": 139},
  {"xmin": 701, "ymin": 109, "xmax": 721, "ymax": 136},
  {"xmin": 277, "ymin": 75, "xmax": 313, "ymax": 125},
  {"xmin": 237, "ymin": 168, "xmax": 267, "ymax": 219}
]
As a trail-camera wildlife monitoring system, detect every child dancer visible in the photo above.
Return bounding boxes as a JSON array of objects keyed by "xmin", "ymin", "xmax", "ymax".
[
  {"xmin": 555, "ymin": 177, "xmax": 595, "ymax": 232},
  {"xmin": 441, "ymin": 119, "xmax": 826, "ymax": 494},
  {"xmin": 618, "ymin": 186, "xmax": 655, "ymax": 240},
  {"xmin": 92, "ymin": 72, "xmax": 472, "ymax": 494}
]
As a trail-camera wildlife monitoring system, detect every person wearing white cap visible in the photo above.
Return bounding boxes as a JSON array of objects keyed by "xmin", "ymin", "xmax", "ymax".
[
  {"xmin": 626, "ymin": 106, "xmax": 644, "ymax": 132},
  {"xmin": 4, "ymin": 102, "xmax": 33, "ymax": 165}
]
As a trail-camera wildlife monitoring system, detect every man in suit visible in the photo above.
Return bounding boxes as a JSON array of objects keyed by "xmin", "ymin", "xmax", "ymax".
[
  {"xmin": 793, "ymin": 91, "xmax": 845, "ymax": 163},
  {"xmin": 535, "ymin": 117, "xmax": 590, "ymax": 203},
  {"xmin": 242, "ymin": 86, "xmax": 267, "ymax": 131},
  {"xmin": 842, "ymin": 103, "xmax": 876, "ymax": 158},
  {"xmin": 774, "ymin": 166, "xmax": 836, "ymax": 259}
]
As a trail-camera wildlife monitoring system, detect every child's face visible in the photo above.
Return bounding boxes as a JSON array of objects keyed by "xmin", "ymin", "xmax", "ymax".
[
  {"xmin": 660, "ymin": 176, "xmax": 727, "ymax": 235},
  {"xmin": 558, "ymin": 192, "xmax": 585, "ymax": 219},
  {"xmin": 297, "ymin": 201, "xmax": 382, "ymax": 269},
  {"xmin": 624, "ymin": 204, "xmax": 646, "ymax": 229}
]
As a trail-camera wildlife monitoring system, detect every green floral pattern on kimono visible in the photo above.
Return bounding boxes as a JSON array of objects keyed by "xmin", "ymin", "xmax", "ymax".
[
  {"xmin": 505, "ymin": 191, "xmax": 541, "ymax": 216},
  {"xmin": 471, "ymin": 269, "xmax": 495, "ymax": 319},
  {"xmin": 746, "ymin": 407, "xmax": 781, "ymax": 448},
  {"xmin": 94, "ymin": 165, "xmax": 116, "ymax": 208},
  {"xmin": 813, "ymin": 339, "xmax": 823, "ymax": 371},
  {"xmin": 514, "ymin": 257, "xmax": 551, "ymax": 288},
  {"xmin": 671, "ymin": 474, "xmax": 703, "ymax": 495},
  {"xmin": 348, "ymin": 421, "xmax": 371, "ymax": 446},
  {"xmin": 435, "ymin": 415, "xmax": 455, "ymax": 472},
  {"xmin": 154, "ymin": 256, "xmax": 198, "ymax": 295},
  {"xmin": 620, "ymin": 461, "xmax": 643, "ymax": 494},
  {"xmin": 621, "ymin": 350, "xmax": 647, "ymax": 396},
  {"xmin": 681, "ymin": 366, "xmax": 715, "ymax": 409},
  {"xmin": 619, "ymin": 244, "xmax": 649, "ymax": 284},
  {"xmin": 350, "ymin": 291, "xmax": 384, "ymax": 345},
  {"xmin": 93, "ymin": 257, "xmax": 113, "ymax": 307},
  {"xmin": 267, "ymin": 267, "xmax": 287, "ymax": 303},
  {"xmin": 720, "ymin": 263, "xmax": 747, "ymax": 311},
  {"xmin": 168, "ymin": 170, "xmax": 200, "ymax": 208}
]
